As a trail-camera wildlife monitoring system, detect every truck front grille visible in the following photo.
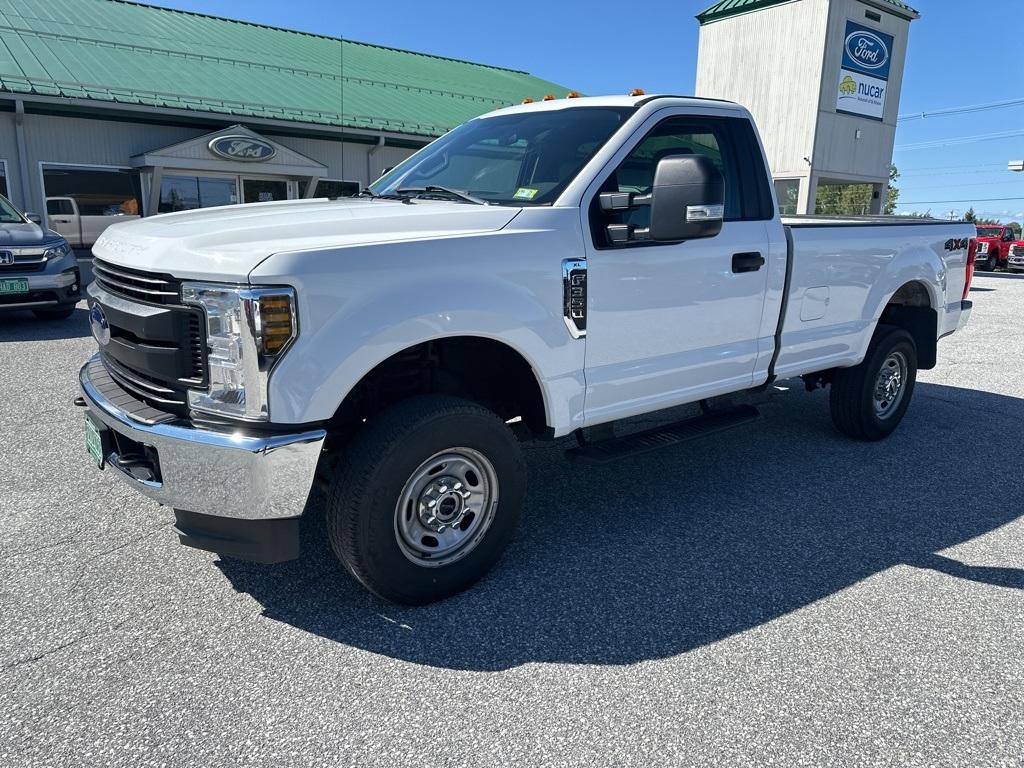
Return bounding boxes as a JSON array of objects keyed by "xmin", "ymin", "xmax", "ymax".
[
  {"xmin": 93, "ymin": 259, "xmax": 182, "ymax": 305},
  {"xmin": 1013, "ymin": 245, "xmax": 1024, "ymax": 258},
  {"xmin": 89, "ymin": 260, "xmax": 207, "ymax": 418}
]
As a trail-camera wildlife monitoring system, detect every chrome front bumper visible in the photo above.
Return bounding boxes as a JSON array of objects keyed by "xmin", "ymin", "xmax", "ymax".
[{"xmin": 79, "ymin": 356, "xmax": 326, "ymax": 521}]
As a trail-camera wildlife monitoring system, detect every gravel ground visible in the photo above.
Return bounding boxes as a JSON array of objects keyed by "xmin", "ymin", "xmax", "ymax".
[{"xmin": 1, "ymin": 273, "xmax": 1022, "ymax": 767}]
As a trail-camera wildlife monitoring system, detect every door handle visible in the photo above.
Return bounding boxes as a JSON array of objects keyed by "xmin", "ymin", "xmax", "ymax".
[{"xmin": 732, "ymin": 252, "xmax": 765, "ymax": 273}]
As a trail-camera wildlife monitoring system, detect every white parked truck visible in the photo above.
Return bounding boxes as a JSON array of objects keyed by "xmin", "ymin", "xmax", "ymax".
[
  {"xmin": 46, "ymin": 196, "xmax": 140, "ymax": 248},
  {"xmin": 78, "ymin": 95, "xmax": 976, "ymax": 604}
]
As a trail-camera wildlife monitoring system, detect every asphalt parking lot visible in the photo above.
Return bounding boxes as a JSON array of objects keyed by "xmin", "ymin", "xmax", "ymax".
[{"xmin": 2, "ymin": 272, "xmax": 1022, "ymax": 767}]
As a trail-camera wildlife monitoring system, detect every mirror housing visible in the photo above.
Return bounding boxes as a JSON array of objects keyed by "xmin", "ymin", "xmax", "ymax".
[
  {"xmin": 25, "ymin": 212, "xmax": 41, "ymax": 224},
  {"xmin": 648, "ymin": 155, "xmax": 725, "ymax": 242}
]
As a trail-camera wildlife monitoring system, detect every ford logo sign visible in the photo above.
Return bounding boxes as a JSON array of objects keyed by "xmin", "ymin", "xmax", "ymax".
[
  {"xmin": 89, "ymin": 303, "xmax": 110, "ymax": 346},
  {"xmin": 845, "ymin": 29, "xmax": 888, "ymax": 70},
  {"xmin": 208, "ymin": 135, "xmax": 277, "ymax": 162}
]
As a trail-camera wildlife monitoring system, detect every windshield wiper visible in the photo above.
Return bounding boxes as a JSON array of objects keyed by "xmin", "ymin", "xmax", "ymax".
[{"xmin": 394, "ymin": 185, "xmax": 487, "ymax": 205}]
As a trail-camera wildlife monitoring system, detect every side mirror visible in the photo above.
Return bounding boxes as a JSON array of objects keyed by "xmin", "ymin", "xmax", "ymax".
[
  {"xmin": 25, "ymin": 212, "xmax": 41, "ymax": 224},
  {"xmin": 599, "ymin": 155, "xmax": 725, "ymax": 245},
  {"xmin": 648, "ymin": 155, "xmax": 724, "ymax": 242}
]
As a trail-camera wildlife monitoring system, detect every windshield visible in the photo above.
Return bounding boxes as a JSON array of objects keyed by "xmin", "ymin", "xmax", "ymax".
[
  {"xmin": 0, "ymin": 195, "xmax": 25, "ymax": 224},
  {"xmin": 370, "ymin": 107, "xmax": 635, "ymax": 206},
  {"xmin": 976, "ymin": 227, "xmax": 1003, "ymax": 238}
]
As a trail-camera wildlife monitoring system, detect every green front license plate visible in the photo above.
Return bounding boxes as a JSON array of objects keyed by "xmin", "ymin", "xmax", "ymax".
[
  {"xmin": 0, "ymin": 278, "xmax": 29, "ymax": 295},
  {"xmin": 85, "ymin": 414, "xmax": 104, "ymax": 468}
]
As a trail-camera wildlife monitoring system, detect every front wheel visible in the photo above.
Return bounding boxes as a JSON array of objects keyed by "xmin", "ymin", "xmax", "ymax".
[
  {"xmin": 829, "ymin": 325, "xmax": 917, "ymax": 441},
  {"xmin": 985, "ymin": 252, "xmax": 998, "ymax": 271},
  {"xmin": 325, "ymin": 395, "xmax": 526, "ymax": 605}
]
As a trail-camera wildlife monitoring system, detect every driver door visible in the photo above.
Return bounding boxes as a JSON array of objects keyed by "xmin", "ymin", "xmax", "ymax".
[{"xmin": 581, "ymin": 112, "xmax": 776, "ymax": 425}]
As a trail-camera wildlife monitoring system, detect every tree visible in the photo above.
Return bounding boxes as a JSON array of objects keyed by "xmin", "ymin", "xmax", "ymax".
[
  {"xmin": 884, "ymin": 164, "xmax": 899, "ymax": 215},
  {"xmin": 963, "ymin": 207, "xmax": 977, "ymax": 223},
  {"xmin": 1009, "ymin": 222, "xmax": 1022, "ymax": 239}
]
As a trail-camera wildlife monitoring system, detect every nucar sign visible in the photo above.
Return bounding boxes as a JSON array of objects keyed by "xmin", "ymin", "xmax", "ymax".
[{"xmin": 208, "ymin": 135, "xmax": 277, "ymax": 162}]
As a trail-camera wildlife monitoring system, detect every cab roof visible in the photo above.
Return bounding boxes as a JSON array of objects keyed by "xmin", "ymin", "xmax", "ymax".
[{"xmin": 478, "ymin": 94, "xmax": 746, "ymax": 120}]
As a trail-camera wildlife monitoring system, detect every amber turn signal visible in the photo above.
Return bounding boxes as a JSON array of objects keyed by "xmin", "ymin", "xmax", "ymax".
[
  {"xmin": 629, "ymin": 88, "xmax": 645, "ymax": 96},
  {"xmin": 258, "ymin": 293, "xmax": 295, "ymax": 355}
]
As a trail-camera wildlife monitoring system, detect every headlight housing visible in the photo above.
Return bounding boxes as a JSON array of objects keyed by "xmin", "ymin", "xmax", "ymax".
[
  {"xmin": 42, "ymin": 241, "xmax": 72, "ymax": 261},
  {"xmin": 181, "ymin": 283, "xmax": 297, "ymax": 421},
  {"xmin": 977, "ymin": 241, "xmax": 989, "ymax": 253}
]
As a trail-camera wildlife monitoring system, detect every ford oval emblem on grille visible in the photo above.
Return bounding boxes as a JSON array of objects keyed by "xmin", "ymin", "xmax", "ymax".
[{"xmin": 89, "ymin": 303, "xmax": 110, "ymax": 346}]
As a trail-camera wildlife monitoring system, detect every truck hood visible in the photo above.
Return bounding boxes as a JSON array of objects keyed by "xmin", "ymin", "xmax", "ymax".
[{"xmin": 92, "ymin": 198, "xmax": 523, "ymax": 281}]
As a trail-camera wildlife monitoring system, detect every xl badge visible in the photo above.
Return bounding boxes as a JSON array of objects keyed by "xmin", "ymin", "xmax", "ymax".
[{"xmin": 89, "ymin": 303, "xmax": 110, "ymax": 345}]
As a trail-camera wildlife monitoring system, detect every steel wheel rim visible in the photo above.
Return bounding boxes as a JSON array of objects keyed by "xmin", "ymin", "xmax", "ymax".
[
  {"xmin": 394, "ymin": 447, "xmax": 499, "ymax": 567},
  {"xmin": 873, "ymin": 350, "xmax": 908, "ymax": 419}
]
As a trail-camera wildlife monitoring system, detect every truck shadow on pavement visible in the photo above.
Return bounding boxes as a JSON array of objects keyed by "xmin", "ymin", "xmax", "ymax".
[
  {"xmin": 217, "ymin": 381, "xmax": 1024, "ymax": 671},
  {"xmin": 0, "ymin": 306, "xmax": 91, "ymax": 341}
]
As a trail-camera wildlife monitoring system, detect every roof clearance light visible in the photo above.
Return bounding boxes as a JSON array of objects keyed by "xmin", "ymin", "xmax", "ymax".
[
  {"xmin": 566, "ymin": 91, "xmax": 581, "ymax": 98},
  {"xmin": 521, "ymin": 97, "xmax": 535, "ymax": 104},
  {"xmin": 629, "ymin": 88, "xmax": 646, "ymax": 96},
  {"xmin": 542, "ymin": 94, "xmax": 556, "ymax": 101}
]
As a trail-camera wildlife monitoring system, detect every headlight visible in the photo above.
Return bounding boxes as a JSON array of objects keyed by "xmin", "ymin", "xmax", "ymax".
[
  {"xmin": 42, "ymin": 241, "xmax": 72, "ymax": 260},
  {"xmin": 181, "ymin": 283, "xmax": 297, "ymax": 421},
  {"xmin": 977, "ymin": 242, "xmax": 989, "ymax": 253}
]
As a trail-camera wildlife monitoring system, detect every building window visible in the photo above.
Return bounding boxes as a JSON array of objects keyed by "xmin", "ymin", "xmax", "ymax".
[
  {"xmin": 159, "ymin": 175, "xmax": 238, "ymax": 212},
  {"xmin": 774, "ymin": 179, "xmax": 800, "ymax": 216},
  {"xmin": 42, "ymin": 166, "xmax": 141, "ymax": 216},
  {"xmin": 304, "ymin": 179, "xmax": 360, "ymax": 198}
]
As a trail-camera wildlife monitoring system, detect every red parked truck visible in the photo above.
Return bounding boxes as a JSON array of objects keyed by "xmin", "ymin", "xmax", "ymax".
[
  {"xmin": 1007, "ymin": 237, "xmax": 1024, "ymax": 272},
  {"xmin": 974, "ymin": 224, "xmax": 1015, "ymax": 271}
]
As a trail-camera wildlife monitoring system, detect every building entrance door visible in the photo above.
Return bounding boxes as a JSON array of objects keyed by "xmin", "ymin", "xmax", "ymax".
[{"xmin": 242, "ymin": 178, "xmax": 289, "ymax": 204}]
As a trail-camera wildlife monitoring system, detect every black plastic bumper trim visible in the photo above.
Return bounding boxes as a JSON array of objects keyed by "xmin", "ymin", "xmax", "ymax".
[{"xmin": 173, "ymin": 509, "xmax": 301, "ymax": 564}]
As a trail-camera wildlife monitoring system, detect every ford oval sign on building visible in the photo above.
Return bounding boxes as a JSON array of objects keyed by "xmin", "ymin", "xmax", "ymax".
[
  {"xmin": 208, "ymin": 135, "xmax": 277, "ymax": 162},
  {"xmin": 836, "ymin": 21, "xmax": 895, "ymax": 121}
]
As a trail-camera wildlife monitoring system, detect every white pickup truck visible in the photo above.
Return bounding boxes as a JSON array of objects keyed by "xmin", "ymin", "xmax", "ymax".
[{"xmin": 79, "ymin": 95, "xmax": 976, "ymax": 604}]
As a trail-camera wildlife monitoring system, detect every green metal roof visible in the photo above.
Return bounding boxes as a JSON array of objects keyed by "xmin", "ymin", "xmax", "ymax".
[
  {"xmin": 697, "ymin": 0, "xmax": 919, "ymax": 24},
  {"xmin": 0, "ymin": 0, "xmax": 573, "ymax": 137}
]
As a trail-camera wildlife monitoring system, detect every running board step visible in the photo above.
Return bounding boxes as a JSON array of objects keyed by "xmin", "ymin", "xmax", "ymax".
[{"xmin": 565, "ymin": 405, "xmax": 760, "ymax": 465}]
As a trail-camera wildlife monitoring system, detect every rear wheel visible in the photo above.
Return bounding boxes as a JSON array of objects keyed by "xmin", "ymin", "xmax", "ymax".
[
  {"xmin": 32, "ymin": 305, "xmax": 75, "ymax": 320},
  {"xmin": 829, "ymin": 325, "xmax": 917, "ymax": 441},
  {"xmin": 325, "ymin": 394, "xmax": 526, "ymax": 604}
]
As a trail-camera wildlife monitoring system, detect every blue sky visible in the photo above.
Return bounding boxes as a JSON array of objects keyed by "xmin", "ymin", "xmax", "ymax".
[{"xmin": 151, "ymin": 0, "xmax": 1024, "ymax": 223}]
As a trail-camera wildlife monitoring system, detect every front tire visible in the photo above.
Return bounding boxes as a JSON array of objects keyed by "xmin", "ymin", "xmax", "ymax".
[
  {"xmin": 325, "ymin": 395, "xmax": 526, "ymax": 605},
  {"xmin": 985, "ymin": 252, "xmax": 998, "ymax": 271},
  {"xmin": 829, "ymin": 325, "xmax": 917, "ymax": 441}
]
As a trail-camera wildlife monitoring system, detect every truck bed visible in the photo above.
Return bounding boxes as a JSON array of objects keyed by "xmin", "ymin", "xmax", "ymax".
[{"xmin": 769, "ymin": 218, "xmax": 974, "ymax": 381}]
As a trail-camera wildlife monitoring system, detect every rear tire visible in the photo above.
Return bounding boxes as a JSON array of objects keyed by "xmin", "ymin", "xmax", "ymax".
[
  {"xmin": 32, "ymin": 305, "xmax": 75, "ymax": 320},
  {"xmin": 829, "ymin": 325, "xmax": 917, "ymax": 441},
  {"xmin": 325, "ymin": 394, "xmax": 526, "ymax": 605}
]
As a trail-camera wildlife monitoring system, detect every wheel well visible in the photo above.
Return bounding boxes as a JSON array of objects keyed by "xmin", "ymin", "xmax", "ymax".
[
  {"xmin": 879, "ymin": 281, "xmax": 937, "ymax": 369},
  {"xmin": 328, "ymin": 337, "xmax": 548, "ymax": 440}
]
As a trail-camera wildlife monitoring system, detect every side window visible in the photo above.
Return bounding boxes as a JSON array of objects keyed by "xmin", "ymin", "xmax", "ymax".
[
  {"xmin": 590, "ymin": 115, "xmax": 772, "ymax": 248},
  {"xmin": 47, "ymin": 199, "xmax": 74, "ymax": 216}
]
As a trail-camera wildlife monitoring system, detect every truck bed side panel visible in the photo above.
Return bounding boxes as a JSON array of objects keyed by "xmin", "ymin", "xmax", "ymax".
[{"xmin": 773, "ymin": 222, "xmax": 972, "ymax": 379}]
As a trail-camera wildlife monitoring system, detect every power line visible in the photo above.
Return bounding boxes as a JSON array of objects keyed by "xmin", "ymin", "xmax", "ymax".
[
  {"xmin": 898, "ymin": 97, "xmax": 1024, "ymax": 122},
  {"xmin": 896, "ymin": 128, "xmax": 1024, "ymax": 151}
]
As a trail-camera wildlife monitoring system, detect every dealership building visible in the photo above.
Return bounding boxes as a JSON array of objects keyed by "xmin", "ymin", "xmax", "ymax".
[
  {"xmin": 0, "ymin": 0, "xmax": 568, "ymax": 235},
  {"xmin": 696, "ymin": 0, "xmax": 919, "ymax": 215}
]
